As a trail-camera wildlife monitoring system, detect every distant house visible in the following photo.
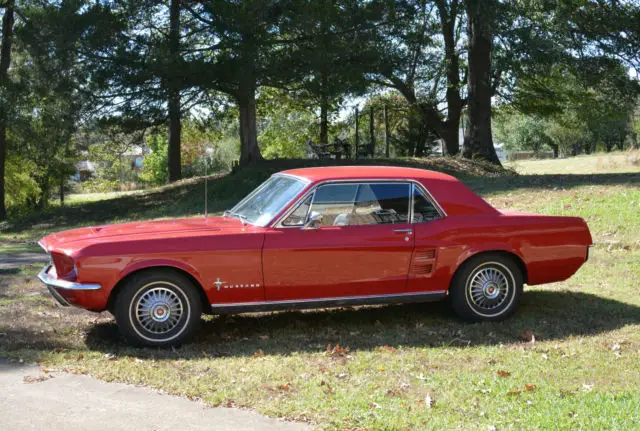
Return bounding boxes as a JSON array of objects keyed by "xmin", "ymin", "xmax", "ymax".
[{"xmin": 73, "ymin": 145, "xmax": 149, "ymax": 181}]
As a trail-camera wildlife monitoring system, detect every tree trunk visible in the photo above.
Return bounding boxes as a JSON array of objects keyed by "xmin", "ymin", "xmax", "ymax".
[
  {"xmin": 461, "ymin": 0, "xmax": 501, "ymax": 166},
  {"xmin": 384, "ymin": 104, "xmax": 390, "ymax": 158},
  {"xmin": 0, "ymin": 0, "xmax": 14, "ymax": 220},
  {"xmin": 549, "ymin": 142, "xmax": 559, "ymax": 158},
  {"xmin": 167, "ymin": 0, "xmax": 182, "ymax": 182},
  {"xmin": 237, "ymin": 86, "xmax": 262, "ymax": 165},
  {"xmin": 59, "ymin": 179, "xmax": 65, "ymax": 206},
  {"xmin": 319, "ymin": 71, "xmax": 328, "ymax": 146},
  {"xmin": 368, "ymin": 106, "xmax": 375, "ymax": 157},
  {"xmin": 437, "ymin": 0, "xmax": 463, "ymax": 156}
]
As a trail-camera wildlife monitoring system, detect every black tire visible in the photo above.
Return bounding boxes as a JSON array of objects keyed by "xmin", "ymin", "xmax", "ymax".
[
  {"xmin": 450, "ymin": 253, "xmax": 523, "ymax": 322},
  {"xmin": 113, "ymin": 270, "xmax": 202, "ymax": 347}
]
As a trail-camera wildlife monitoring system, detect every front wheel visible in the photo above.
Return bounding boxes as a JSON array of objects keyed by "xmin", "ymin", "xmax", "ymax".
[
  {"xmin": 450, "ymin": 254, "xmax": 523, "ymax": 322},
  {"xmin": 113, "ymin": 270, "xmax": 202, "ymax": 347}
]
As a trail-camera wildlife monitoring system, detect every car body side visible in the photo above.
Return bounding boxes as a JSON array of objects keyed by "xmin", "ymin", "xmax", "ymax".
[{"xmin": 38, "ymin": 168, "xmax": 592, "ymax": 312}]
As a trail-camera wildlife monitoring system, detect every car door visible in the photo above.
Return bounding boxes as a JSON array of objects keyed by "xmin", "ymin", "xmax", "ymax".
[
  {"xmin": 404, "ymin": 184, "xmax": 449, "ymax": 293},
  {"xmin": 262, "ymin": 181, "xmax": 415, "ymax": 301}
]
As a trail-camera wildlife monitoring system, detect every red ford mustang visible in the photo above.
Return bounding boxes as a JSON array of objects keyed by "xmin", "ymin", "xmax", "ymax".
[{"xmin": 38, "ymin": 166, "xmax": 592, "ymax": 346}]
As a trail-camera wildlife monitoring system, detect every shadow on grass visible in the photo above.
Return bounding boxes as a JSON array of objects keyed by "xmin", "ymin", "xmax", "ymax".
[
  {"xmin": 467, "ymin": 172, "xmax": 640, "ymax": 195},
  {"xmin": 82, "ymin": 290, "xmax": 640, "ymax": 359}
]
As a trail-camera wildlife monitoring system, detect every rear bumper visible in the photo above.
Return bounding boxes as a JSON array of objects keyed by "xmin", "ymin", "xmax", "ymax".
[{"xmin": 37, "ymin": 265, "xmax": 102, "ymax": 307}]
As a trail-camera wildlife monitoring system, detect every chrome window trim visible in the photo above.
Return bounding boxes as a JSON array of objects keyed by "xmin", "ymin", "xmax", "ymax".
[
  {"xmin": 271, "ymin": 178, "xmax": 446, "ymax": 228},
  {"xmin": 227, "ymin": 173, "xmax": 311, "ymax": 227}
]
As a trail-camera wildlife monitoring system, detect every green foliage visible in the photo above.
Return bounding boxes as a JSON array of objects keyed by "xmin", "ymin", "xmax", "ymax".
[
  {"xmin": 257, "ymin": 89, "xmax": 314, "ymax": 159},
  {"xmin": 4, "ymin": 153, "xmax": 39, "ymax": 210},
  {"xmin": 139, "ymin": 133, "xmax": 168, "ymax": 185},
  {"xmin": 494, "ymin": 110, "xmax": 551, "ymax": 154}
]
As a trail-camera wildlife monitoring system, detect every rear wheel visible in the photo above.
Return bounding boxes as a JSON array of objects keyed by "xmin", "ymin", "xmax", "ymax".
[
  {"xmin": 113, "ymin": 270, "xmax": 202, "ymax": 347},
  {"xmin": 450, "ymin": 254, "xmax": 523, "ymax": 322}
]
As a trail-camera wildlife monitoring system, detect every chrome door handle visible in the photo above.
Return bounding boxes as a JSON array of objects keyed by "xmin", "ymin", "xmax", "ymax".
[{"xmin": 393, "ymin": 229, "xmax": 413, "ymax": 234}]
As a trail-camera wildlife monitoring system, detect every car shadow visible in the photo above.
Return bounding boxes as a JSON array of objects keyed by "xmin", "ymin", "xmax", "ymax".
[{"xmin": 84, "ymin": 290, "xmax": 640, "ymax": 359}]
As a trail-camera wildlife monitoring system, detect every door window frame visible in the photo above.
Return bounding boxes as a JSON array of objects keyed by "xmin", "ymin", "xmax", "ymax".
[{"xmin": 272, "ymin": 179, "xmax": 446, "ymax": 228}]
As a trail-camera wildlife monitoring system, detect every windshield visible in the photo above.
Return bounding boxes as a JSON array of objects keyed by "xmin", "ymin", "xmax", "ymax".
[{"xmin": 227, "ymin": 175, "xmax": 307, "ymax": 226}]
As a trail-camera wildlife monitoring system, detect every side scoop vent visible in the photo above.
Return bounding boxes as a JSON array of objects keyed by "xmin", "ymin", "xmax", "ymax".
[{"xmin": 410, "ymin": 249, "xmax": 437, "ymax": 276}]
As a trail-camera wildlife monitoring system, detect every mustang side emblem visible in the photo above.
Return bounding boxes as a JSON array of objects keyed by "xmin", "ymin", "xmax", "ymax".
[{"xmin": 214, "ymin": 277, "xmax": 260, "ymax": 291}]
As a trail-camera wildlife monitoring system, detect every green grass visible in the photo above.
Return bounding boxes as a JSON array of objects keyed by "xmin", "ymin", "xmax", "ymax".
[
  {"xmin": 506, "ymin": 149, "xmax": 640, "ymax": 175},
  {"xmin": 1, "ymin": 155, "xmax": 640, "ymax": 430},
  {"xmin": 0, "ymin": 242, "xmax": 42, "ymax": 254}
]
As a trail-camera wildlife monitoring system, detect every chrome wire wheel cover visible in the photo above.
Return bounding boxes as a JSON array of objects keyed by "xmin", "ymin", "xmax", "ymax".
[
  {"xmin": 135, "ymin": 286, "xmax": 184, "ymax": 335},
  {"xmin": 467, "ymin": 264, "xmax": 510, "ymax": 312}
]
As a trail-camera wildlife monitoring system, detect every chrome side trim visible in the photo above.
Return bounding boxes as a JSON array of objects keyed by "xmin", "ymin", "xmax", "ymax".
[
  {"xmin": 210, "ymin": 290, "xmax": 447, "ymax": 314},
  {"xmin": 271, "ymin": 178, "xmax": 446, "ymax": 228},
  {"xmin": 37, "ymin": 265, "xmax": 102, "ymax": 291}
]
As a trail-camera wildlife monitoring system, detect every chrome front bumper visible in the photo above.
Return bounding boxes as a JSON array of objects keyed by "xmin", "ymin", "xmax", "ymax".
[{"xmin": 37, "ymin": 265, "xmax": 102, "ymax": 307}]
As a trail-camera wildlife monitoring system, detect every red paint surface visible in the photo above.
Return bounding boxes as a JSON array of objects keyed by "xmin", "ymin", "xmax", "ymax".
[{"xmin": 39, "ymin": 167, "xmax": 592, "ymax": 311}]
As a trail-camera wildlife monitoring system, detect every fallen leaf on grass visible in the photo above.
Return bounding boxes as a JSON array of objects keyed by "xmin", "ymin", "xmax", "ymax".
[
  {"xmin": 378, "ymin": 345, "xmax": 397, "ymax": 353},
  {"xmin": 519, "ymin": 328, "xmax": 536, "ymax": 343},
  {"xmin": 325, "ymin": 344, "xmax": 350, "ymax": 357},
  {"xmin": 77, "ymin": 353, "xmax": 84, "ymax": 361},
  {"xmin": 23, "ymin": 375, "xmax": 53, "ymax": 384},
  {"xmin": 496, "ymin": 370, "xmax": 511, "ymax": 377},
  {"xmin": 525, "ymin": 384, "xmax": 536, "ymax": 391},
  {"xmin": 320, "ymin": 381, "xmax": 335, "ymax": 394},
  {"xmin": 425, "ymin": 393, "xmax": 435, "ymax": 408},
  {"xmin": 277, "ymin": 383, "xmax": 292, "ymax": 392}
]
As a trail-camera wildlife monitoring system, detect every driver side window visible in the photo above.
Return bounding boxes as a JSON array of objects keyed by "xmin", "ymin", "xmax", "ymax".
[{"xmin": 282, "ymin": 182, "xmax": 411, "ymax": 227}]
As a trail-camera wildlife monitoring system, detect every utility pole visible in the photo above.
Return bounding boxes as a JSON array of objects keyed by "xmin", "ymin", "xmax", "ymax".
[
  {"xmin": 354, "ymin": 107, "xmax": 359, "ymax": 159},
  {"xmin": 369, "ymin": 106, "xmax": 375, "ymax": 157},
  {"xmin": 384, "ymin": 104, "xmax": 390, "ymax": 158}
]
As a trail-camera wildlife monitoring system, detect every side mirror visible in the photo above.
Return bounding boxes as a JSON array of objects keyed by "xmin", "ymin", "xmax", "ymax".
[{"xmin": 302, "ymin": 211, "xmax": 323, "ymax": 230}]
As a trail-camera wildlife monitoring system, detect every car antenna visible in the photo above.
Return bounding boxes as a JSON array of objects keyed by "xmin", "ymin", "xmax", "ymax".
[{"xmin": 204, "ymin": 147, "xmax": 213, "ymax": 218}]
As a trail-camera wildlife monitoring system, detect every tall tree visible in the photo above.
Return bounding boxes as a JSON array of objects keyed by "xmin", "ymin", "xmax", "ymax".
[
  {"xmin": 461, "ymin": 0, "xmax": 500, "ymax": 164},
  {"xmin": 370, "ymin": 0, "xmax": 467, "ymax": 156},
  {"xmin": 0, "ymin": 0, "xmax": 14, "ymax": 220},
  {"xmin": 166, "ymin": 0, "xmax": 182, "ymax": 181},
  {"xmin": 285, "ymin": 0, "xmax": 375, "ymax": 147},
  {"xmin": 186, "ymin": 0, "xmax": 297, "ymax": 165},
  {"xmin": 84, "ymin": 1, "xmax": 207, "ymax": 182}
]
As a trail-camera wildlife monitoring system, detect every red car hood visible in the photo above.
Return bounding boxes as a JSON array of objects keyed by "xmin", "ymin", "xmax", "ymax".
[{"xmin": 39, "ymin": 216, "xmax": 248, "ymax": 252}]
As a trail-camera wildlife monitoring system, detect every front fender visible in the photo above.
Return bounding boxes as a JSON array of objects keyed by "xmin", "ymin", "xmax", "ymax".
[{"xmin": 119, "ymin": 258, "xmax": 206, "ymax": 289}]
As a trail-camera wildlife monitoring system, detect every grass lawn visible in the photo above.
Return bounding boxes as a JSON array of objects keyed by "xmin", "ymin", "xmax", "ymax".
[{"xmin": 1, "ymin": 154, "xmax": 639, "ymax": 430}]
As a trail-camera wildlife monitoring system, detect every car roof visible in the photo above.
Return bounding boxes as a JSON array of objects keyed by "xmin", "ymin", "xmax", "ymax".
[
  {"xmin": 279, "ymin": 165, "xmax": 499, "ymax": 217},
  {"xmin": 280, "ymin": 166, "xmax": 457, "ymax": 183}
]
